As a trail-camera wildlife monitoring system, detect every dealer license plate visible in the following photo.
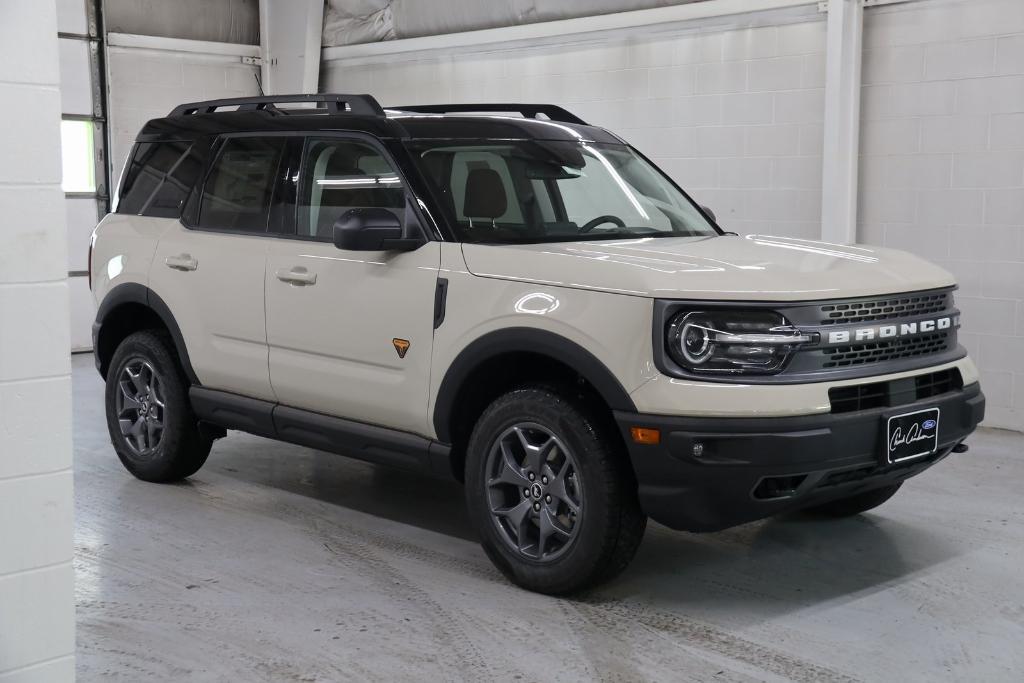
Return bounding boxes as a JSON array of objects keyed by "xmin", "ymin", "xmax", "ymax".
[{"xmin": 886, "ymin": 408, "xmax": 940, "ymax": 463}]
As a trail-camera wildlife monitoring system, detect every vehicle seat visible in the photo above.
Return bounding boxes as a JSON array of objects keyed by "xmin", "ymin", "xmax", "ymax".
[
  {"xmin": 310, "ymin": 148, "xmax": 401, "ymax": 239},
  {"xmin": 463, "ymin": 168, "xmax": 507, "ymax": 227}
]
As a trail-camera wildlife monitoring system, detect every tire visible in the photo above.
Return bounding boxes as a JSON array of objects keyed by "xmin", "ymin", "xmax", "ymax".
[
  {"xmin": 465, "ymin": 386, "xmax": 646, "ymax": 595},
  {"xmin": 803, "ymin": 483, "xmax": 902, "ymax": 518},
  {"xmin": 104, "ymin": 330, "xmax": 212, "ymax": 482}
]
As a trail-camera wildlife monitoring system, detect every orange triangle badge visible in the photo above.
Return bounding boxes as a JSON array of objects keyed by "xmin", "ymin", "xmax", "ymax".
[{"xmin": 392, "ymin": 338, "xmax": 410, "ymax": 359}]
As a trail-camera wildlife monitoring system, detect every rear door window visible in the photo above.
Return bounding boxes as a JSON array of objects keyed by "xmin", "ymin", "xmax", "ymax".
[{"xmin": 198, "ymin": 137, "xmax": 284, "ymax": 232}]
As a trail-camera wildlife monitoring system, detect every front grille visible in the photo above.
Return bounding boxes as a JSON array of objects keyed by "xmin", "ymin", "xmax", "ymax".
[
  {"xmin": 655, "ymin": 286, "xmax": 963, "ymax": 384},
  {"xmin": 822, "ymin": 332, "xmax": 952, "ymax": 369},
  {"xmin": 828, "ymin": 368, "xmax": 963, "ymax": 414},
  {"xmin": 819, "ymin": 292, "xmax": 949, "ymax": 325}
]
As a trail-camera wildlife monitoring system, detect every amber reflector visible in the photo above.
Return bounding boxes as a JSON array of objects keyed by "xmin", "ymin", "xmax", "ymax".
[{"xmin": 630, "ymin": 427, "xmax": 661, "ymax": 445}]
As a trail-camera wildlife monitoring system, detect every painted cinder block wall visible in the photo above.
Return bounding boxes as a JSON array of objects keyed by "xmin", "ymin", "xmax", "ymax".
[
  {"xmin": 322, "ymin": 0, "xmax": 1024, "ymax": 432},
  {"xmin": 107, "ymin": 50, "xmax": 260, "ymax": 193},
  {"xmin": 859, "ymin": 0, "xmax": 1024, "ymax": 431},
  {"xmin": 0, "ymin": 1, "xmax": 76, "ymax": 681},
  {"xmin": 324, "ymin": 8, "xmax": 830, "ymax": 240}
]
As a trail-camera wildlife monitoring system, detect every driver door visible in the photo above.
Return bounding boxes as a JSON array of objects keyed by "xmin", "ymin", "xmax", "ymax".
[{"xmin": 264, "ymin": 135, "xmax": 440, "ymax": 436}]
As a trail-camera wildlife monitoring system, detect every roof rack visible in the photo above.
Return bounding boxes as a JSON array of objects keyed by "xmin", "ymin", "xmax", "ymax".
[
  {"xmin": 168, "ymin": 94, "xmax": 385, "ymax": 117},
  {"xmin": 391, "ymin": 103, "xmax": 588, "ymax": 126}
]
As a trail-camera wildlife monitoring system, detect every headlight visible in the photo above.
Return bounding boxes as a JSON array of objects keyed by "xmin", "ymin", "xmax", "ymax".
[{"xmin": 666, "ymin": 310, "xmax": 814, "ymax": 375}]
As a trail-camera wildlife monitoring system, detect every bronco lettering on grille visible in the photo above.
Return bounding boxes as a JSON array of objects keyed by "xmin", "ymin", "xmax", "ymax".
[{"xmin": 826, "ymin": 315, "xmax": 958, "ymax": 345}]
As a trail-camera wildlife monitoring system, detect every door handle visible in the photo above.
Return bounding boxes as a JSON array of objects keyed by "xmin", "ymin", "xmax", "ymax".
[
  {"xmin": 275, "ymin": 267, "xmax": 317, "ymax": 286},
  {"xmin": 165, "ymin": 254, "xmax": 198, "ymax": 271}
]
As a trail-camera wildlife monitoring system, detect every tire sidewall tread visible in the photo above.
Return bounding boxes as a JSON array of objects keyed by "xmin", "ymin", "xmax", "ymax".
[
  {"xmin": 104, "ymin": 330, "xmax": 210, "ymax": 482},
  {"xmin": 465, "ymin": 385, "xmax": 646, "ymax": 595}
]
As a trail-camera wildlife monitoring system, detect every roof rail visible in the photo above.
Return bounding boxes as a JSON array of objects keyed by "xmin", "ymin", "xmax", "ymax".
[
  {"xmin": 391, "ymin": 103, "xmax": 588, "ymax": 126},
  {"xmin": 168, "ymin": 94, "xmax": 385, "ymax": 117}
]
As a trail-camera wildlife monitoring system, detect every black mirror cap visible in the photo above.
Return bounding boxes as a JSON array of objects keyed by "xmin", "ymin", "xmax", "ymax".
[
  {"xmin": 333, "ymin": 207, "xmax": 423, "ymax": 251},
  {"xmin": 700, "ymin": 205, "xmax": 717, "ymax": 223}
]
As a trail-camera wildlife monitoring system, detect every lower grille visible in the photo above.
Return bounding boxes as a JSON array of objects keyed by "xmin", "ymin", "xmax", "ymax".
[
  {"xmin": 828, "ymin": 368, "xmax": 963, "ymax": 414},
  {"xmin": 822, "ymin": 332, "xmax": 952, "ymax": 369},
  {"xmin": 752, "ymin": 474, "xmax": 808, "ymax": 501},
  {"xmin": 816, "ymin": 451, "xmax": 943, "ymax": 489}
]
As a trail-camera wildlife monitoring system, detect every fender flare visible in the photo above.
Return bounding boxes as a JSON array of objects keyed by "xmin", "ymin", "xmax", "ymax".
[
  {"xmin": 94, "ymin": 282, "xmax": 200, "ymax": 384},
  {"xmin": 432, "ymin": 327, "xmax": 637, "ymax": 444}
]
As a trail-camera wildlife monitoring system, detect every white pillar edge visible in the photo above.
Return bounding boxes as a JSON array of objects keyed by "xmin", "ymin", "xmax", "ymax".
[
  {"xmin": 820, "ymin": 0, "xmax": 864, "ymax": 245},
  {"xmin": 258, "ymin": 0, "xmax": 271, "ymax": 92},
  {"xmin": 302, "ymin": 0, "xmax": 324, "ymax": 94},
  {"xmin": 259, "ymin": 0, "xmax": 325, "ymax": 94}
]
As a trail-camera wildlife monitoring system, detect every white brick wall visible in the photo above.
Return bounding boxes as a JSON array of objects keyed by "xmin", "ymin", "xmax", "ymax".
[
  {"xmin": 860, "ymin": 0, "xmax": 1024, "ymax": 431},
  {"xmin": 0, "ymin": 1, "xmax": 75, "ymax": 680},
  {"xmin": 107, "ymin": 49, "xmax": 260, "ymax": 191},
  {"xmin": 322, "ymin": 11, "xmax": 829, "ymax": 239}
]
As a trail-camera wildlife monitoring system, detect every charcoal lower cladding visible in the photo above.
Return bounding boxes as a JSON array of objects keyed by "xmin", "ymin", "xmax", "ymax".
[
  {"xmin": 828, "ymin": 368, "xmax": 963, "ymax": 414},
  {"xmin": 752, "ymin": 447, "xmax": 948, "ymax": 501}
]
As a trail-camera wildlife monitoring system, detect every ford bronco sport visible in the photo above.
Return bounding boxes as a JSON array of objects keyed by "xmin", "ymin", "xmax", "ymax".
[{"xmin": 91, "ymin": 94, "xmax": 985, "ymax": 594}]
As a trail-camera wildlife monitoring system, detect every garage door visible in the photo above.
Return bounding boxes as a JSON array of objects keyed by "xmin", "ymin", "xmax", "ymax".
[{"xmin": 58, "ymin": 0, "xmax": 108, "ymax": 352}]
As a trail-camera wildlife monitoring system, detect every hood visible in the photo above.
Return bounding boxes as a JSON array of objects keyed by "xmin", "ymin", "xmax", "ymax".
[{"xmin": 461, "ymin": 234, "xmax": 956, "ymax": 301}]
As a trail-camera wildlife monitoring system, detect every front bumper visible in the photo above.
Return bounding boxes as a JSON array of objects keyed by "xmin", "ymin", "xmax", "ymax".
[{"xmin": 614, "ymin": 382, "xmax": 985, "ymax": 532}]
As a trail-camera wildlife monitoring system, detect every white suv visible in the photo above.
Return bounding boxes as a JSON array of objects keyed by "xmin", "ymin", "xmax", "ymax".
[{"xmin": 91, "ymin": 94, "xmax": 985, "ymax": 594}]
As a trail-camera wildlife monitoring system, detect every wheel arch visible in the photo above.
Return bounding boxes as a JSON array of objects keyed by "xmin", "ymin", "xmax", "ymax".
[
  {"xmin": 94, "ymin": 282, "xmax": 199, "ymax": 385},
  {"xmin": 433, "ymin": 328, "xmax": 637, "ymax": 480}
]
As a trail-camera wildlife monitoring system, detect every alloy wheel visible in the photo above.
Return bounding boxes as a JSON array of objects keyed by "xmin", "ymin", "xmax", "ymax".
[
  {"xmin": 115, "ymin": 358, "xmax": 166, "ymax": 457},
  {"xmin": 485, "ymin": 422, "xmax": 584, "ymax": 561}
]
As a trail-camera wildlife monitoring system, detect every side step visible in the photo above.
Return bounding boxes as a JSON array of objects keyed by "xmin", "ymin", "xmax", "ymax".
[{"xmin": 189, "ymin": 387, "xmax": 454, "ymax": 479}]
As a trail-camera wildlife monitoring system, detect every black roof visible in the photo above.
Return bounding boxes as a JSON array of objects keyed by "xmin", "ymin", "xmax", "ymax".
[{"xmin": 137, "ymin": 94, "xmax": 624, "ymax": 145}]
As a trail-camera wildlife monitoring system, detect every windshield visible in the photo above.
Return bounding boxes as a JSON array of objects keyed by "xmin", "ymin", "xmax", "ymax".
[{"xmin": 407, "ymin": 140, "xmax": 718, "ymax": 244}]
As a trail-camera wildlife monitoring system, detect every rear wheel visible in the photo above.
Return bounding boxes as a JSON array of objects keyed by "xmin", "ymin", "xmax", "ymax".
[
  {"xmin": 804, "ymin": 483, "xmax": 902, "ymax": 517},
  {"xmin": 104, "ymin": 330, "xmax": 211, "ymax": 482},
  {"xmin": 465, "ymin": 386, "xmax": 646, "ymax": 594}
]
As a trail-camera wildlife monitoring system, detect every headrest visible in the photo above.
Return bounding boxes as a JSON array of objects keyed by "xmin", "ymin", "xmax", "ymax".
[
  {"xmin": 324, "ymin": 149, "xmax": 361, "ymax": 176},
  {"xmin": 463, "ymin": 168, "xmax": 507, "ymax": 220}
]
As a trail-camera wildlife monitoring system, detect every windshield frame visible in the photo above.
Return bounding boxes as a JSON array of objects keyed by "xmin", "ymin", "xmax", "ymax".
[{"xmin": 401, "ymin": 138, "xmax": 723, "ymax": 245}]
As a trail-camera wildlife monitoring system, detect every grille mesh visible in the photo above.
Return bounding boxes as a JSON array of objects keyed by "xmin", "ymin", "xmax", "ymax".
[
  {"xmin": 822, "ymin": 332, "xmax": 951, "ymax": 368},
  {"xmin": 819, "ymin": 292, "xmax": 949, "ymax": 325}
]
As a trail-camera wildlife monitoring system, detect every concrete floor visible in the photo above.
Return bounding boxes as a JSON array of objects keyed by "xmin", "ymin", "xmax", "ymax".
[{"xmin": 72, "ymin": 354, "xmax": 1024, "ymax": 682}]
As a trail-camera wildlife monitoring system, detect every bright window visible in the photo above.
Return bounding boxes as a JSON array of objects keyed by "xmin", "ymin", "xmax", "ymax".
[{"xmin": 61, "ymin": 119, "xmax": 96, "ymax": 193}]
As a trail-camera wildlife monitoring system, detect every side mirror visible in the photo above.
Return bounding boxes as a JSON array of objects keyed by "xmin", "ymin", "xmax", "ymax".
[
  {"xmin": 700, "ymin": 205, "xmax": 717, "ymax": 223},
  {"xmin": 333, "ymin": 208, "xmax": 423, "ymax": 251}
]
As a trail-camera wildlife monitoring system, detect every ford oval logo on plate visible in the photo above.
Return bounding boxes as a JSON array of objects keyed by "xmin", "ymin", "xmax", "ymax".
[{"xmin": 922, "ymin": 419, "xmax": 937, "ymax": 430}]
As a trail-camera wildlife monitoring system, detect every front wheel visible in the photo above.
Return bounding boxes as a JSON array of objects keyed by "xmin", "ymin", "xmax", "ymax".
[
  {"xmin": 465, "ymin": 386, "xmax": 646, "ymax": 594},
  {"xmin": 803, "ymin": 483, "xmax": 902, "ymax": 518},
  {"xmin": 104, "ymin": 330, "xmax": 212, "ymax": 482}
]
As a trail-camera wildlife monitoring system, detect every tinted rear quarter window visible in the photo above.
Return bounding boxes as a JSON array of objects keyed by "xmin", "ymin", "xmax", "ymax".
[{"xmin": 118, "ymin": 140, "xmax": 203, "ymax": 217}]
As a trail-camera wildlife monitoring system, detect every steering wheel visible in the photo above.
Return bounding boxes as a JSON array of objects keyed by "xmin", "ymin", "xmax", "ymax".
[{"xmin": 579, "ymin": 215, "xmax": 626, "ymax": 233}]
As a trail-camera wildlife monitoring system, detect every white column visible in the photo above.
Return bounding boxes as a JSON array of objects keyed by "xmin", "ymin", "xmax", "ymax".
[
  {"xmin": 0, "ymin": 1, "xmax": 75, "ymax": 681},
  {"xmin": 820, "ymin": 0, "xmax": 864, "ymax": 245},
  {"xmin": 260, "ymin": 0, "xmax": 325, "ymax": 94}
]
